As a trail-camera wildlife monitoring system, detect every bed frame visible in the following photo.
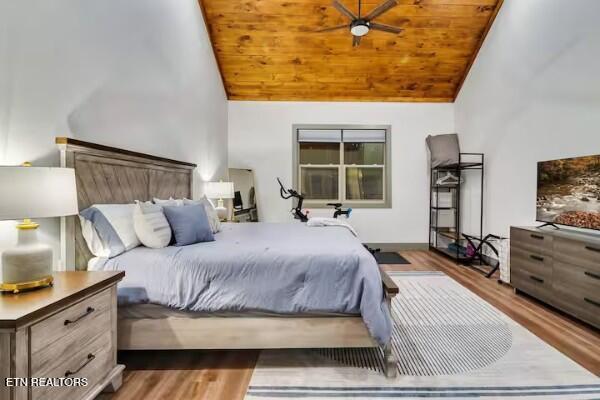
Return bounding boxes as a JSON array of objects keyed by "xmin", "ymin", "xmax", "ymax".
[{"xmin": 57, "ymin": 137, "xmax": 399, "ymax": 378}]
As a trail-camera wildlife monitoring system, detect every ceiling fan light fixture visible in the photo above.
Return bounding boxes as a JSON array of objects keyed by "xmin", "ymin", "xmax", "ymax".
[{"xmin": 350, "ymin": 20, "xmax": 370, "ymax": 36}]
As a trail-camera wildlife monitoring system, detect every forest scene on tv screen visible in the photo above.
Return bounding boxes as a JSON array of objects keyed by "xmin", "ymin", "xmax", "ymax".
[{"xmin": 537, "ymin": 155, "xmax": 600, "ymax": 230}]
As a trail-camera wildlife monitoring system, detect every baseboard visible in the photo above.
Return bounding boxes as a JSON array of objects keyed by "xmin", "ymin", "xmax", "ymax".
[{"xmin": 366, "ymin": 243, "xmax": 429, "ymax": 252}]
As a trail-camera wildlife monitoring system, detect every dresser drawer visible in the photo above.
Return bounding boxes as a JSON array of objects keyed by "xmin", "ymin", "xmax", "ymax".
[
  {"xmin": 510, "ymin": 228, "xmax": 553, "ymax": 255},
  {"xmin": 30, "ymin": 289, "xmax": 112, "ymax": 375},
  {"xmin": 553, "ymin": 261, "xmax": 600, "ymax": 300},
  {"xmin": 32, "ymin": 330, "xmax": 113, "ymax": 400},
  {"xmin": 510, "ymin": 246, "xmax": 552, "ymax": 279},
  {"xmin": 554, "ymin": 236, "xmax": 600, "ymax": 273},
  {"xmin": 552, "ymin": 280, "xmax": 600, "ymax": 328},
  {"xmin": 511, "ymin": 268, "xmax": 552, "ymax": 302}
]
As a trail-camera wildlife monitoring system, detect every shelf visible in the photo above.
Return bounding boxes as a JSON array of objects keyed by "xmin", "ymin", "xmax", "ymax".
[
  {"xmin": 430, "ymin": 246, "xmax": 469, "ymax": 261},
  {"xmin": 429, "ymin": 152, "xmax": 484, "ymax": 266},
  {"xmin": 431, "ymin": 185, "xmax": 459, "ymax": 189},
  {"xmin": 430, "ymin": 246, "xmax": 500, "ymax": 270},
  {"xmin": 432, "ymin": 162, "xmax": 483, "ymax": 171},
  {"xmin": 433, "ymin": 230, "xmax": 459, "ymax": 240}
]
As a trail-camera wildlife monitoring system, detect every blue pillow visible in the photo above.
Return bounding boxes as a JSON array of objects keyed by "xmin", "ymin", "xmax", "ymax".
[{"xmin": 162, "ymin": 204, "xmax": 215, "ymax": 246}]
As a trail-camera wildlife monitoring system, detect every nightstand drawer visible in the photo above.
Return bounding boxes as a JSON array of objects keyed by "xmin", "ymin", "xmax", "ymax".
[
  {"xmin": 32, "ymin": 330, "xmax": 113, "ymax": 400},
  {"xmin": 30, "ymin": 288, "xmax": 112, "ymax": 374}
]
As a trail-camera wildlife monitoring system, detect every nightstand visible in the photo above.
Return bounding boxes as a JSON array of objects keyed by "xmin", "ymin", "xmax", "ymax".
[{"xmin": 0, "ymin": 271, "xmax": 125, "ymax": 400}]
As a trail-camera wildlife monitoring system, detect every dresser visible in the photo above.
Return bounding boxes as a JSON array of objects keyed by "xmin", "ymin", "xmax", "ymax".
[
  {"xmin": 0, "ymin": 271, "xmax": 125, "ymax": 400},
  {"xmin": 510, "ymin": 227, "xmax": 600, "ymax": 328}
]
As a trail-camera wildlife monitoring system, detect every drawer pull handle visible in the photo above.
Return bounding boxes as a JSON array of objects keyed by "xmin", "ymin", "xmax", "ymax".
[
  {"xmin": 529, "ymin": 255, "xmax": 544, "ymax": 262},
  {"xmin": 584, "ymin": 298, "xmax": 600, "ymax": 308},
  {"xmin": 64, "ymin": 307, "xmax": 95, "ymax": 326},
  {"xmin": 64, "ymin": 353, "xmax": 95, "ymax": 377},
  {"xmin": 530, "ymin": 234, "xmax": 544, "ymax": 240},
  {"xmin": 529, "ymin": 275, "xmax": 544, "ymax": 284},
  {"xmin": 584, "ymin": 271, "xmax": 600, "ymax": 280},
  {"xmin": 585, "ymin": 245, "xmax": 600, "ymax": 253}
]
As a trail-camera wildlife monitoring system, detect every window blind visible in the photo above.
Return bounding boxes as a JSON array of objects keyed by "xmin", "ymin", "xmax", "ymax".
[
  {"xmin": 297, "ymin": 129, "xmax": 342, "ymax": 143},
  {"xmin": 298, "ymin": 129, "xmax": 386, "ymax": 143},
  {"xmin": 342, "ymin": 129, "xmax": 386, "ymax": 143}
]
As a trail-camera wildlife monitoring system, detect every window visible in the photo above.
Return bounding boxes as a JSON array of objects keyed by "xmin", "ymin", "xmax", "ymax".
[{"xmin": 293, "ymin": 125, "xmax": 391, "ymax": 208}]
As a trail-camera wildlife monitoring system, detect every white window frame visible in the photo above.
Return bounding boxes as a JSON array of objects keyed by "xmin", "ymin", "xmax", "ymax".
[{"xmin": 293, "ymin": 124, "xmax": 392, "ymax": 209}]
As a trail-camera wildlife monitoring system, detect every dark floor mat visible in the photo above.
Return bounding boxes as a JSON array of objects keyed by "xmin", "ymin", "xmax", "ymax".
[{"xmin": 373, "ymin": 252, "xmax": 410, "ymax": 265}]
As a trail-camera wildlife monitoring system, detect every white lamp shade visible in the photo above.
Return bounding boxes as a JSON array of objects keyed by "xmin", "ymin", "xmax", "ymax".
[
  {"xmin": 205, "ymin": 181, "xmax": 234, "ymax": 199},
  {"xmin": 0, "ymin": 167, "xmax": 78, "ymax": 220}
]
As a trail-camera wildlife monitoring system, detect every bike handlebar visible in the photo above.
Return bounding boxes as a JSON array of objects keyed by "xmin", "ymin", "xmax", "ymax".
[{"xmin": 277, "ymin": 177, "xmax": 293, "ymax": 199}]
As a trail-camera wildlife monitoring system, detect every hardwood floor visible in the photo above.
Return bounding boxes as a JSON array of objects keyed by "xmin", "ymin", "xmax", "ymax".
[
  {"xmin": 100, "ymin": 250, "xmax": 599, "ymax": 400},
  {"xmin": 98, "ymin": 350, "xmax": 258, "ymax": 400}
]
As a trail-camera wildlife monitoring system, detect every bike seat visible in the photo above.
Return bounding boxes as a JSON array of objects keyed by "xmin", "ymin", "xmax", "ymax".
[{"xmin": 327, "ymin": 203, "xmax": 342, "ymax": 208}]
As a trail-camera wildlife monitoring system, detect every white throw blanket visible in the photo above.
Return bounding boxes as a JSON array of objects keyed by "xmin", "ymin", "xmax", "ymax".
[{"xmin": 306, "ymin": 217, "xmax": 358, "ymax": 237}]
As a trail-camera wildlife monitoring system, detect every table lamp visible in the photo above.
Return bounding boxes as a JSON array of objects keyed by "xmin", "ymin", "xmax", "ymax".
[
  {"xmin": 0, "ymin": 164, "xmax": 78, "ymax": 293},
  {"xmin": 205, "ymin": 181, "xmax": 234, "ymax": 220}
]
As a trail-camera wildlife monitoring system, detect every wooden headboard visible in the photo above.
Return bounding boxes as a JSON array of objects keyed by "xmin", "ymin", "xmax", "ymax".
[{"xmin": 56, "ymin": 137, "xmax": 196, "ymax": 270}]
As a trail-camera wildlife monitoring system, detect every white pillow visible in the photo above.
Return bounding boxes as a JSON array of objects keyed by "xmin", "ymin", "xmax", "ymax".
[
  {"xmin": 184, "ymin": 197, "xmax": 221, "ymax": 233},
  {"xmin": 133, "ymin": 201, "xmax": 172, "ymax": 249},
  {"xmin": 79, "ymin": 204, "xmax": 140, "ymax": 258},
  {"xmin": 79, "ymin": 216, "xmax": 111, "ymax": 258},
  {"xmin": 153, "ymin": 197, "xmax": 183, "ymax": 206}
]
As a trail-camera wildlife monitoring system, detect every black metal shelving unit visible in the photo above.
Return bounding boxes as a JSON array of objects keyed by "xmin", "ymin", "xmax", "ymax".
[{"xmin": 429, "ymin": 153, "xmax": 484, "ymax": 263}]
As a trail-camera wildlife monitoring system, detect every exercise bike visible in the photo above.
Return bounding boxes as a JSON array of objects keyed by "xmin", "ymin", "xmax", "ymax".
[
  {"xmin": 277, "ymin": 177, "xmax": 309, "ymax": 222},
  {"xmin": 277, "ymin": 178, "xmax": 381, "ymax": 256},
  {"xmin": 277, "ymin": 178, "xmax": 352, "ymax": 221},
  {"xmin": 277, "ymin": 178, "xmax": 380, "ymax": 257}
]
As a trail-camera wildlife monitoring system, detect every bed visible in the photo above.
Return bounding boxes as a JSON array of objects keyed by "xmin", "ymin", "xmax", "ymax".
[{"xmin": 57, "ymin": 137, "xmax": 399, "ymax": 377}]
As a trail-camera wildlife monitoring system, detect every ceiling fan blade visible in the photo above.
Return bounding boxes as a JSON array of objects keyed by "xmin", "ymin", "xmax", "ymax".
[
  {"xmin": 333, "ymin": 0, "xmax": 357, "ymax": 20},
  {"xmin": 369, "ymin": 22, "xmax": 402, "ymax": 34},
  {"xmin": 352, "ymin": 35, "xmax": 362, "ymax": 47},
  {"xmin": 315, "ymin": 24, "xmax": 348, "ymax": 32},
  {"xmin": 364, "ymin": 0, "xmax": 398, "ymax": 21}
]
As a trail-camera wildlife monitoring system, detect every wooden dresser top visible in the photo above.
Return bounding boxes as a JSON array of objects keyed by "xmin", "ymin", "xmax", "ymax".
[
  {"xmin": 513, "ymin": 226, "xmax": 600, "ymax": 244},
  {"xmin": 0, "ymin": 271, "xmax": 124, "ymax": 329}
]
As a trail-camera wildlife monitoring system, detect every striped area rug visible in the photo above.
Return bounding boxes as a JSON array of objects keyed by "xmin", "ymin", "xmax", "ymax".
[{"xmin": 245, "ymin": 272, "xmax": 600, "ymax": 399}]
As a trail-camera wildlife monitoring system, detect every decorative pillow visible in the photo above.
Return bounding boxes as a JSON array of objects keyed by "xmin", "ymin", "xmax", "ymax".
[
  {"xmin": 79, "ymin": 204, "xmax": 140, "ymax": 258},
  {"xmin": 133, "ymin": 201, "xmax": 172, "ymax": 249},
  {"xmin": 426, "ymin": 134, "xmax": 460, "ymax": 168},
  {"xmin": 153, "ymin": 197, "xmax": 184, "ymax": 207},
  {"xmin": 184, "ymin": 196, "xmax": 221, "ymax": 233},
  {"xmin": 162, "ymin": 204, "xmax": 215, "ymax": 246}
]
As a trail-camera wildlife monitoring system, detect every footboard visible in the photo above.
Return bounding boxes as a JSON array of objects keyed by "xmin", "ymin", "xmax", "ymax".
[
  {"xmin": 117, "ymin": 271, "xmax": 400, "ymax": 377},
  {"xmin": 380, "ymin": 269, "xmax": 399, "ymax": 378}
]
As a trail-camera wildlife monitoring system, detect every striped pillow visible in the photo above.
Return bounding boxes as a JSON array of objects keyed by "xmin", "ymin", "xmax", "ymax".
[{"xmin": 133, "ymin": 201, "xmax": 172, "ymax": 249}]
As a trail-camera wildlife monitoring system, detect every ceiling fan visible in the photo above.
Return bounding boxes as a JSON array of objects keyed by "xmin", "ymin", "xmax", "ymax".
[{"xmin": 317, "ymin": 0, "xmax": 402, "ymax": 47}]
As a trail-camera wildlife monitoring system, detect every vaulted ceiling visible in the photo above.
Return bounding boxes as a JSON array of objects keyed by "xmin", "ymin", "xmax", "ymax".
[{"xmin": 199, "ymin": 0, "xmax": 503, "ymax": 102}]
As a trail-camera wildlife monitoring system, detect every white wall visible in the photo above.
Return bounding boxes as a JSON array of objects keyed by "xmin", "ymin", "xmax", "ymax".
[
  {"xmin": 228, "ymin": 101, "xmax": 454, "ymax": 244},
  {"xmin": 0, "ymin": 0, "xmax": 228, "ymax": 269},
  {"xmin": 455, "ymin": 0, "xmax": 600, "ymax": 237}
]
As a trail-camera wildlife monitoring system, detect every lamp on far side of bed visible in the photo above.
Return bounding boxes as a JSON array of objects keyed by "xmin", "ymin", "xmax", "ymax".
[
  {"xmin": 0, "ymin": 164, "xmax": 78, "ymax": 293},
  {"xmin": 205, "ymin": 180, "xmax": 234, "ymax": 221}
]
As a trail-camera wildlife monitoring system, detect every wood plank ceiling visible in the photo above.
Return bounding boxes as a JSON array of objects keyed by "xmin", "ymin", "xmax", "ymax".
[{"xmin": 199, "ymin": 0, "xmax": 503, "ymax": 102}]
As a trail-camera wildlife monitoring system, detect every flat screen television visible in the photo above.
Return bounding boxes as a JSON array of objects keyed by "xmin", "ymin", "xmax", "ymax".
[{"xmin": 537, "ymin": 155, "xmax": 600, "ymax": 230}]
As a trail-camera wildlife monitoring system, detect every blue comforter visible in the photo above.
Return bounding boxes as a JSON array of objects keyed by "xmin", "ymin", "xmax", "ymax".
[{"xmin": 98, "ymin": 222, "xmax": 391, "ymax": 345}]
